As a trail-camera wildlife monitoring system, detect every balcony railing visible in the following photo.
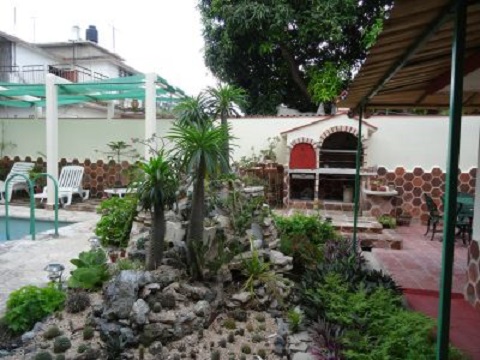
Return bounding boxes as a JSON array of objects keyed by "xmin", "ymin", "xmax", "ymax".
[{"xmin": 0, "ymin": 64, "xmax": 109, "ymax": 84}]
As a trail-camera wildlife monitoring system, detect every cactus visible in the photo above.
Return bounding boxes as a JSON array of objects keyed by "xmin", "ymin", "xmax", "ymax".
[
  {"xmin": 83, "ymin": 325, "xmax": 95, "ymax": 341},
  {"xmin": 255, "ymin": 314, "xmax": 266, "ymax": 323},
  {"xmin": 246, "ymin": 322, "xmax": 254, "ymax": 333},
  {"xmin": 152, "ymin": 302, "xmax": 162, "ymax": 313},
  {"xmin": 257, "ymin": 348, "xmax": 267, "ymax": 359},
  {"xmin": 218, "ymin": 338, "xmax": 227, "ymax": 348},
  {"xmin": 139, "ymin": 345, "xmax": 145, "ymax": 360},
  {"xmin": 77, "ymin": 343, "xmax": 89, "ymax": 353},
  {"xmin": 241, "ymin": 344, "xmax": 251, "ymax": 354},
  {"xmin": 53, "ymin": 336, "xmax": 72, "ymax": 353},
  {"xmin": 227, "ymin": 332, "xmax": 235, "ymax": 343},
  {"xmin": 211, "ymin": 350, "xmax": 221, "ymax": 360},
  {"xmin": 34, "ymin": 351, "xmax": 53, "ymax": 360},
  {"xmin": 65, "ymin": 290, "xmax": 91, "ymax": 313},
  {"xmin": 235, "ymin": 328, "xmax": 245, "ymax": 337},
  {"xmin": 43, "ymin": 325, "xmax": 62, "ymax": 340},
  {"xmin": 223, "ymin": 318, "xmax": 236, "ymax": 330},
  {"xmin": 252, "ymin": 332, "xmax": 263, "ymax": 343}
]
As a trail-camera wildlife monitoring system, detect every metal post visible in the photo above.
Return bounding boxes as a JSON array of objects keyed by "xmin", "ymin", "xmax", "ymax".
[
  {"xmin": 46, "ymin": 74, "xmax": 59, "ymax": 206},
  {"xmin": 145, "ymin": 72, "xmax": 156, "ymax": 159},
  {"xmin": 353, "ymin": 105, "xmax": 364, "ymax": 250},
  {"xmin": 436, "ymin": 1, "xmax": 466, "ymax": 358}
]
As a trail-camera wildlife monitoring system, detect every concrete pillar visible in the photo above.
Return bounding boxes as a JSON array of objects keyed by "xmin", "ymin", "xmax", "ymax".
[
  {"xmin": 107, "ymin": 101, "xmax": 115, "ymax": 120},
  {"xmin": 45, "ymin": 74, "xmax": 58, "ymax": 206},
  {"xmin": 145, "ymin": 72, "xmax": 156, "ymax": 159}
]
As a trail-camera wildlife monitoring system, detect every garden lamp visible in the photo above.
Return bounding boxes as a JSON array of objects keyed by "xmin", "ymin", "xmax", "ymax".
[
  {"xmin": 89, "ymin": 236, "xmax": 101, "ymax": 250},
  {"xmin": 44, "ymin": 263, "xmax": 65, "ymax": 284}
]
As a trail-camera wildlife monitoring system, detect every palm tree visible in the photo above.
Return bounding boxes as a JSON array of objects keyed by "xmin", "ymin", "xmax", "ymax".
[
  {"xmin": 205, "ymin": 84, "xmax": 247, "ymax": 171},
  {"xmin": 174, "ymin": 94, "xmax": 210, "ymax": 126},
  {"xmin": 136, "ymin": 150, "xmax": 178, "ymax": 270},
  {"xmin": 168, "ymin": 119, "xmax": 230, "ymax": 280}
]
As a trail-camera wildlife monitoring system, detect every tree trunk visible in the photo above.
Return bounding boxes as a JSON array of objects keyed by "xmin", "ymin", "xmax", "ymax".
[
  {"xmin": 146, "ymin": 203, "xmax": 165, "ymax": 271},
  {"xmin": 221, "ymin": 110, "xmax": 230, "ymax": 173},
  {"xmin": 187, "ymin": 156, "xmax": 206, "ymax": 280},
  {"xmin": 279, "ymin": 43, "xmax": 312, "ymax": 102}
]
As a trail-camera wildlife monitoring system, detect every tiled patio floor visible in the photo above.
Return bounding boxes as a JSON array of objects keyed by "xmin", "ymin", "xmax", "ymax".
[{"xmin": 372, "ymin": 224, "xmax": 480, "ymax": 359}]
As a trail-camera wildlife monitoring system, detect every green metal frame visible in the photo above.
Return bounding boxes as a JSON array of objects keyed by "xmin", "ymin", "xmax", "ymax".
[
  {"xmin": 436, "ymin": 1, "xmax": 466, "ymax": 358},
  {"xmin": 352, "ymin": 105, "xmax": 364, "ymax": 250},
  {"xmin": 4, "ymin": 173, "xmax": 59, "ymax": 240}
]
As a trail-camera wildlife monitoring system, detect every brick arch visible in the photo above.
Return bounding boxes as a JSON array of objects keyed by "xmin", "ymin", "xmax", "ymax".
[
  {"xmin": 318, "ymin": 126, "xmax": 366, "ymax": 148},
  {"xmin": 288, "ymin": 137, "xmax": 318, "ymax": 149}
]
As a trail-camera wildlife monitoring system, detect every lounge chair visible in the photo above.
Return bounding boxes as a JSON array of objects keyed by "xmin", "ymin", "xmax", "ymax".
[
  {"xmin": 35, "ymin": 165, "xmax": 90, "ymax": 206},
  {"xmin": 0, "ymin": 162, "xmax": 35, "ymax": 202}
]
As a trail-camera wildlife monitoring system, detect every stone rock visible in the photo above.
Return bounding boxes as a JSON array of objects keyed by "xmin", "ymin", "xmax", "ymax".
[
  {"xmin": 269, "ymin": 250, "xmax": 293, "ymax": 267},
  {"xmin": 292, "ymin": 353, "xmax": 315, "ymax": 360},
  {"xmin": 151, "ymin": 266, "xmax": 183, "ymax": 289},
  {"xmin": 162, "ymin": 282, "xmax": 186, "ymax": 302},
  {"xmin": 98, "ymin": 319, "xmax": 122, "ymax": 341},
  {"xmin": 130, "ymin": 299, "xmax": 150, "ymax": 325},
  {"xmin": 140, "ymin": 283, "xmax": 161, "ymax": 299},
  {"xmin": 263, "ymin": 217, "xmax": 273, "ymax": 227},
  {"xmin": 128, "ymin": 249, "xmax": 146, "ymax": 262},
  {"xmin": 149, "ymin": 341, "xmax": 163, "ymax": 356},
  {"xmin": 103, "ymin": 271, "xmax": 152, "ymax": 319},
  {"xmin": 166, "ymin": 221, "xmax": 186, "ymax": 246},
  {"xmin": 120, "ymin": 327, "xmax": 137, "ymax": 347},
  {"xmin": 180, "ymin": 283, "xmax": 215, "ymax": 301},
  {"xmin": 149, "ymin": 310, "xmax": 176, "ymax": 324},
  {"xmin": 253, "ymin": 239, "xmax": 263, "ymax": 249},
  {"xmin": 276, "ymin": 318, "xmax": 289, "ymax": 338},
  {"xmin": 231, "ymin": 292, "xmax": 252, "ymax": 304},
  {"xmin": 288, "ymin": 342, "xmax": 308, "ymax": 353},
  {"xmin": 141, "ymin": 323, "xmax": 174, "ymax": 347},
  {"xmin": 214, "ymin": 215, "xmax": 230, "ymax": 229},
  {"xmin": 21, "ymin": 331, "xmax": 35, "ymax": 343},
  {"xmin": 193, "ymin": 300, "xmax": 210, "ymax": 318},
  {"xmin": 289, "ymin": 331, "xmax": 311, "ymax": 343},
  {"xmin": 273, "ymin": 335, "xmax": 286, "ymax": 356},
  {"xmin": 251, "ymin": 222, "xmax": 263, "ymax": 241},
  {"xmin": 268, "ymin": 239, "xmax": 280, "ymax": 250}
]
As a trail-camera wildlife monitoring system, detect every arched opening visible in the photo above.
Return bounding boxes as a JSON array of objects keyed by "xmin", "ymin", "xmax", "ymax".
[
  {"xmin": 318, "ymin": 132, "xmax": 363, "ymax": 202},
  {"xmin": 289, "ymin": 143, "xmax": 316, "ymax": 169}
]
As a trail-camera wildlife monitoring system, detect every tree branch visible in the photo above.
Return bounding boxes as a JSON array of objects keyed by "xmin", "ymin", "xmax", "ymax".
[{"xmin": 279, "ymin": 43, "xmax": 312, "ymax": 102}]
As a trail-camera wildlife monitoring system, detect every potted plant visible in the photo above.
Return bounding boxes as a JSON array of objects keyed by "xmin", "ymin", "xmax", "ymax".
[
  {"xmin": 378, "ymin": 214, "xmax": 397, "ymax": 229},
  {"xmin": 95, "ymin": 196, "xmax": 138, "ymax": 261},
  {"xmin": 29, "ymin": 164, "xmax": 46, "ymax": 193}
]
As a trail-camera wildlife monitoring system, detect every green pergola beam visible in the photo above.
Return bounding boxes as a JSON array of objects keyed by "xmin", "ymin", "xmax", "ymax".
[{"xmin": 436, "ymin": 1, "xmax": 467, "ymax": 359}]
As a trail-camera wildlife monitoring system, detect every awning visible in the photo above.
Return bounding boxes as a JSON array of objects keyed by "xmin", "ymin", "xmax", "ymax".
[
  {"xmin": 339, "ymin": 0, "xmax": 480, "ymax": 110},
  {"xmin": 0, "ymin": 74, "xmax": 186, "ymax": 108}
]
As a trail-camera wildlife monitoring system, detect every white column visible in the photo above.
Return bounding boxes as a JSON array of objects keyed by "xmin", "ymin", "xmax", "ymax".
[
  {"xmin": 46, "ymin": 74, "xmax": 58, "ymax": 206},
  {"xmin": 472, "ymin": 128, "xmax": 480, "ymax": 240},
  {"xmin": 107, "ymin": 101, "xmax": 115, "ymax": 120},
  {"xmin": 145, "ymin": 72, "xmax": 156, "ymax": 159}
]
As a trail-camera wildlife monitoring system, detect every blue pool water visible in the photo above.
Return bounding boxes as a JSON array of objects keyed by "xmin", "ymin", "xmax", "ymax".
[{"xmin": 0, "ymin": 217, "xmax": 73, "ymax": 241}]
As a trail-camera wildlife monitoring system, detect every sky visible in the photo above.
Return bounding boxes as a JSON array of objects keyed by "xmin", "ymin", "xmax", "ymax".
[{"xmin": 0, "ymin": 0, "xmax": 218, "ymax": 96}]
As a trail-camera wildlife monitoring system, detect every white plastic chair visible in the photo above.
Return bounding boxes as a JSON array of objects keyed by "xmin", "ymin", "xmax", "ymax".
[
  {"xmin": 0, "ymin": 162, "xmax": 35, "ymax": 202},
  {"xmin": 35, "ymin": 165, "xmax": 90, "ymax": 206}
]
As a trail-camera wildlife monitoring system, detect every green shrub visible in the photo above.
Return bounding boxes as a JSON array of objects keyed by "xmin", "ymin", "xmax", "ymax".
[
  {"xmin": 65, "ymin": 290, "xmax": 90, "ymax": 313},
  {"xmin": 228, "ymin": 331, "xmax": 235, "ymax": 343},
  {"xmin": 68, "ymin": 249, "xmax": 110, "ymax": 290},
  {"xmin": 211, "ymin": 350, "xmax": 220, "ymax": 360},
  {"xmin": 53, "ymin": 336, "xmax": 72, "ymax": 353},
  {"xmin": 5, "ymin": 284, "xmax": 65, "ymax": 334},
  {"xmin": 241, "ymin": 344, "xmax": 251, "ymax": 354},
  {"xmin": 257, "ymin": 348, "xmax": 267, "ymax": 359},
  {"xmin": 287, "ymin": 308, "xmax": 304, "ymax": 333},
  {"xmin": 223, "ymin": 318, "xmax": 236, "ymax": 330},
  {"xmin": 112, "ymin": 258, "xmax": 144, "ymax": 274},
  {"xmin": 378, "ymin": 214, "xmax": 397, "ymax": 229},
  {"xmin": 95, "ymin": 196, "xmax": 138, "ymax": 249}
]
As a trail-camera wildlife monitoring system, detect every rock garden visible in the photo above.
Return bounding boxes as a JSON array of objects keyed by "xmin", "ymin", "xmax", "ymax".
[{"xmin": 0, "ymin": 93, "xmax": 468, "ymax": 360}]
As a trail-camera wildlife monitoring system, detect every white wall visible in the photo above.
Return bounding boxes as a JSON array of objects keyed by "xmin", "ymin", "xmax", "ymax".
[
  {"xmin": 15, "ymin": 44, "xmax": 57, "ymax": 67},
  {"xmin": 366, "ymin": 116, "xmax": 480, "ymax": 171}
]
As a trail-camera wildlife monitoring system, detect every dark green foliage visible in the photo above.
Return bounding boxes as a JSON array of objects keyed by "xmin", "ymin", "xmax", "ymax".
[
  {"xmin": 34, "ymin": 351, "xmax": 53, "ymax": 360},
  {"xmin": 53, "ymin": 336, "xmax": 72, "ymax": 353},
  {"xmin": 43, "ymin": 325, "xmax": 62, "ymax": 340},
  {"xmin": 227, "ymin": 332, "xmax": 235, "ymax": 343},
  {"xmin": 275, "ymin": 214, "xmax": 337, "ymax": 271},
  {"xmin": 199, "ymin": 0, "xmax": 392, "ymax": 114},
  {"xmin": 232, "ymin": 309, "xmax": 247, "ymax": 322},
  {"xmin": 83, "ymin": 326, "xmax": 94, "ymax": 341},
  {"xmin": 68, "ymin": 249, "xmax": 109, "ymax": 290},
  {"xmin": 104, "ymin": 333, "xmax": 127, "ymax": 360},
  {"xmin": 95, "ymin": 196, "xmax": 138, "ymax": 249},
  {"xmin": 211, "ymin": 350, "xmax": 220, "ymax": 360},
  {"xmin": 235, "ymin": 328, "xmax": 245, "ymax": 337},
  {"xmin": 65, "ymin": 290, "xmax": 90, "ymax": 313},
  {"xmin": 378, "ymin": 214, "xmax": 397, "ymax": 229},
  {"xmin": 251, "ymin": 332, "xmax": 263, "ymax": 343},
  {"xmin": 5, "ymin": 284, "xmax": 65, "ymax": 334},
  {"xmin": 241, "ymin": 344, "xmax": 251, "ymax": 354},
  {"xmin": 219, "ymin": 338, "xmax": 227, "ymax": 348},
  {"xmin": 257, "ymin": 349, "xmax": 267, "ymax": 359},
  {"xmin": 287, "ymin": 308, "xmax": 304, "ymax": 333}
]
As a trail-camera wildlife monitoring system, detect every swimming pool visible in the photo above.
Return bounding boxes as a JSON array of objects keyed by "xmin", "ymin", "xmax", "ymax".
[{"xmin": 0, "ymin": 217, "xmax": 73, "ymax": 241}]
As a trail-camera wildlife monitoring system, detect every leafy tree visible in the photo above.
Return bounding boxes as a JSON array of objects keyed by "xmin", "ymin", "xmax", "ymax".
[
  {"xmin": 168, "ymin": 109, "xmax": 230, "ymax": 280},
  {"xmin": 137, "ymin": 150, "xmax": 178, "ymax": 270},
  {"xmin": 205, "ymin": 84, "xmax": 247, "ymax": 171},
  {"xmin": 199, "ymin": 0, "xmax": 392, "ymax": 114}
]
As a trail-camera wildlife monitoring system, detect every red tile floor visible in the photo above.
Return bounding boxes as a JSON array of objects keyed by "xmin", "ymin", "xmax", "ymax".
[{"xmin": 372, "ymin": 224, "xmax": 480, "ymax": 359}]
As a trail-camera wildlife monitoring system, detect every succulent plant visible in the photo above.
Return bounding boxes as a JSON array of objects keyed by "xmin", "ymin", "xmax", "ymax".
[
  {"xmin": 139, "ymin": 345, "xmax": 145, "ymax": 360},
  {"xmin": 255, "ymin": 314, "xmax": 266, "ymax": 323},
  {"xmin": 218, "ymin": 338, "xmax": 227, "ymax": 348},
  {"xmin": 257, "ymin": 348, "xmax": 267, "ymax": 359},
  {"xmin": 241, "ymin": 344, "xmax": 251, "ymax": 354},
  {"xmin": 65, "ymin": 290, "xmax": 91, "ymax": 313},
  {"xmin": 235, "ymin": 328, "xmax": 245, "ymax": 337},
  {"xmin": 232, "ymin": 309, "xmax": 247, "ymax": 322},
  {"xmin": 223, "ymin": 318, "xmax": 236, "ymax": 330},
  {"xmin": 43, "ymin": 325, "xmax": 62, "ymax": 340},
  {"xmin": 77, "ymin": 344, "xmax": 89, "ymax": 354},
  {"xmin": 227, "ymin": 332, "xmax": 235, "ymax": 343},
  {"xmin": 252, "ymin": 332, "xmax": 263, "ymax": 343},
  {"xmin": 152, "ymin": 302, "xmax": 162, "ymax": 313},
  {"xmin": 55, "ymin": 355, "xmax": 65, "ymax": 360},
  {"xmin": 240, "ymin": 354, "xmax": 247, "ymax": 360},
  {"xmin": 53, "ymin": 336, "xmax": 72, "ymax": 353},
  {"xmin": 211, "ymin": 350, "xmax": 221, "ymax": 360},
  {"xmin": 246, "ymin": 322, "xmax": 254, "ymax": 333},
  {"xmin": 258, "ymin": 324, "xmax": 266, "ymax": 332},
  {"xmin": 159, "ymin": 293, "xmax": 176, "ymax": 309},
  {"xmin": 34, "ymin": 351, "xmax": 53, "ymax": 360},
  {"xmin": 83, "ymin": 325, "xmax": 95, "ymax": 341}
]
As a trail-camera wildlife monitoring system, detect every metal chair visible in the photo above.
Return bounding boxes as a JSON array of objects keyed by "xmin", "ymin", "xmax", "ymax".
[
  {"xmin": 456, "ymin": 202, "xmax": 473, "ymax": 245},
  {"xmin": 424, "ymin": 194, "xmax": 442, "ymax": 241}
]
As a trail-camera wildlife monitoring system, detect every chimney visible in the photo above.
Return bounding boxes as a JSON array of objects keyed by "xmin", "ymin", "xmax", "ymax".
[{"xmin": 86, "ymin": 25, "xmax": 98, "ymax": 43}]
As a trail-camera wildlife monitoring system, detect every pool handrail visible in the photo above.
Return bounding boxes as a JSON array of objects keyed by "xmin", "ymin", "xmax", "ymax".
[{"xmin": 4, "ymin": 173, "xmax": 59, "ymax": 240}]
